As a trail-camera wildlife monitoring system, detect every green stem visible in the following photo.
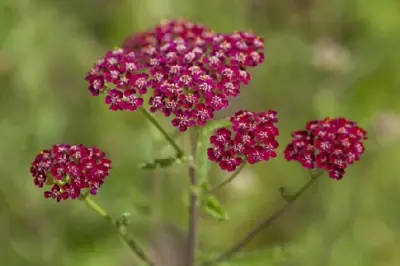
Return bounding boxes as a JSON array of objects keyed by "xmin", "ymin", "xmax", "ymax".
[
  {"xmin": 140, "ymin": 108, "xmax": 184, "ymax": 157},
  {"xmin": 209, "ymin": 162, "xmax": 247, "ymax": 193},
  {"xmin": 82, "ymin": 195, "xmax": 154, "ymax": 265},
  {"xmin": 187, "ymin": 128, "xmax": 199, "ymax": 266},
  {"xmin": 203, "ymin": 170, "xmax": 324, "ymax": 266},
  {"xmin": 84, "ymin": 196, "xmax": 110, "ymax": 218}
]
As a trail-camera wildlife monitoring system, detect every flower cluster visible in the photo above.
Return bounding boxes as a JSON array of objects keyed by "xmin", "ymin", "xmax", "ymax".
[
  {"xmin": 129, "ymin": 20, "xmax": 265, "ymax": 131},
  {"xmin": 29, "ymin": 144, "xmax": 112, "ymax": 202},
  {"xmin": 85, "ymin": 19, "xmax": 265, "ymax": 131},
  {"xmin": 284, "ymin": 118, "xmax": 367, "ymax": 180},
  {"xmin": 122, "ymin": 19, "xmax": 264, "ymax": 68},
  {"xmin": 207, "ymin": 110, "xmax": 279, "ymax": 171},
  {"xmin": 85, "ymin": 49, "xmax": 147, "ymax": 111}
]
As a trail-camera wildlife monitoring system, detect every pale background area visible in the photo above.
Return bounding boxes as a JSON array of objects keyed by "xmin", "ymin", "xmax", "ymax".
[{"xmin": 1, "ymin": 0, "xmax": 400, "ymax": 265}]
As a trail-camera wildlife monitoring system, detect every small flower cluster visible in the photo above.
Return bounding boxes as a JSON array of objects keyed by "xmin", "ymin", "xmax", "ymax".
[
  {"xmin": 29, "ymin": 144, "xmax": 112, "ymax": 202},
  {"xmin": 207, "ymin": 110, "xmax": 279, "ymax": 171},
  {"xmin": 85, "ymin": 49, "xmax": 147, "ymax": 111},
  {"xmin": 86, "ymin": 19, "xmax": 265, "ymax": 131},
  {"xmin": 284, "ymin": 118, "xmax": 367, "ymax": 180}
]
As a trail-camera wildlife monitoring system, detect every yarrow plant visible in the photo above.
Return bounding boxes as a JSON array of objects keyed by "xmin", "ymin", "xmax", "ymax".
[{"xmin": 30, "ymin": 18, "xmax": 367, "ymax": 266}]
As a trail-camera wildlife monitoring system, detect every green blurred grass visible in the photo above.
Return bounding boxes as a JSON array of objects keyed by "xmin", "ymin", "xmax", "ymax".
[{"xmin": 1, "ymin": 0, "xmax": 400, "ymax": 265}]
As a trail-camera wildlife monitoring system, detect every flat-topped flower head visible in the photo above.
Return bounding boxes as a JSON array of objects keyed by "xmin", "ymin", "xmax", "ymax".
[
  {"xmin": 207, "ymin": 110, "xmax": 279, "ymax": 171},
  {"xmin": 122, "ymin": 19, "xmax": 214, "ymax": 59},
  {"xmin": 85, "ymin": 48, "xmax": 148, "ymax": 111},
  {"xmin": 29, "ymin": 144, "xmax": 112, "ymax": 202},
  {"xmin": 284, "ymin": 117, "xmax": 367, "ymax": 180},
  {"xmin": 121, "ymin": 19, "xmax": 265, "ymax": 131},
  {"xmin": 123, "ymin": 19, "xmax": 264, "ymax": 69}
]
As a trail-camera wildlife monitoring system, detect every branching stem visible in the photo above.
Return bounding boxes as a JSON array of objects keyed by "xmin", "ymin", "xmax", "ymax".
[
  {"xmin": 81, "ymin": 195, "xmax": 154, "ymax": 265},
  {"xmin": 203, "ymin": 171, "xmax": 324, "ymax": 266}
]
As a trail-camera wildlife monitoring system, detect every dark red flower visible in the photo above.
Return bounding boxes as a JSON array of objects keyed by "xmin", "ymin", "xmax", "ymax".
[
  {"xmin": 121, "ymin": 19, "xmax": 265, "ymax": 131},
  {"xmin": 207, "ymin": 110, "xmax": 279, "ymax": 171},
  {"xmin": 284, "ymin": 117, "xmax": 367, "ymax": 180},
  {"xmin": 29, "ymin": 144, "xmax": 112, "ymax": 202},
  {"xmin": 85, "ymin": 48, "xmax": 148, "ymax": 111}
]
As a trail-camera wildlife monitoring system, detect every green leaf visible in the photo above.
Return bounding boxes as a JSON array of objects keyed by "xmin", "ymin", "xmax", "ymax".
[
  {"xmin": 201, "ymin": 194, "xmax": 228, "ymax": 221},
  {"xmin": 194, "ymin": 120, "xmax": 231, "ymax": 221},
  {"xmin": 116, "ymin": 212, "xmax": 131, "ymax": 235},
  {"xmin": 116, "ymin": 212, "xmax": 131, "ymax": 226},
  {"xmin": 138, "ymin": 155, "xmax": 191, "ymax": 170}
]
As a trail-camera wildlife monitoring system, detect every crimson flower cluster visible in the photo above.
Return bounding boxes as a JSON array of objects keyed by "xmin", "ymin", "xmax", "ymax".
[
  {"xmin": 85, "ymin": 48, "xmax": 147, "ymax": 111},
  {"xmin": 85, "ymin": 19, "xmax": 265, "ymax": 131},
  {"xmin": 284, "ymin": 118, "xmax": 367, "ymax": 180},
  {"xmin": 207, "ymin": 110, "xmax": 279, "ymax": 171},
  {"xmin": 29, "ymin": 144, "xmax": 112, "ymax": 202}
]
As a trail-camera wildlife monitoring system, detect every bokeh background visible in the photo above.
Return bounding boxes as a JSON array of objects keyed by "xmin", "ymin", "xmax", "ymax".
[{"xmin": 1, "ymin": 0, "xmax": 400, "ymax": 265}]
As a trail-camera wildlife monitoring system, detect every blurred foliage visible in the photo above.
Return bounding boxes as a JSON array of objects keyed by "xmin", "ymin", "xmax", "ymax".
[{"xmin": 1, "ymin": 0, "xmax": 400, "ymax": 265}]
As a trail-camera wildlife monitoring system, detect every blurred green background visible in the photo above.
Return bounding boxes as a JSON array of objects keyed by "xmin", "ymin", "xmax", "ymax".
[{"xmin": 1, "ymin": 0, "xmax": 400, "ymax": 265}]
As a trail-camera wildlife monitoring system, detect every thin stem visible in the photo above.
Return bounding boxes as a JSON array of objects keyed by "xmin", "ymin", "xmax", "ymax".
[
  {"xmin": 187, "ymin": 129, "xmax": 199, "ymax": 266},
  {"xmin": 140, "ymin": 108, "xmax": 184, "ymax": 157},
  {"xmin": 203, "ymin": 171, "xmax": 324, "ymax": 266},
  {"xmin": 84, "ymin": 195, "xmax": 111, "ymax": 219},
  {"xmin": 82, "ymin": 196, "xmax": 154, "ymax": 265},
  {"xmin": 210, "ymin": 162, "xmax": 247, "ymax": 193}
]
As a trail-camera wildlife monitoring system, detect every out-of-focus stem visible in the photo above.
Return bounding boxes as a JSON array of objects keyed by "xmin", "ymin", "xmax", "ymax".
[
  {"xmin": 203, "ymin": 171, "xmax": 324, "ymax": 266},
  {"xmin": 187, "ymin": 129, "xmax": 199, "ymax": 266},
  {"xmin": 82, "ymin": 195, "xmax": 154, "ymax": 265},
  {"xmin": 140, "ymin": 108, "xmax": 184, "ymax": 157},
  {"xmin": 209, "ymin": 162, "xmax": 247, "ymax": 193}
]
